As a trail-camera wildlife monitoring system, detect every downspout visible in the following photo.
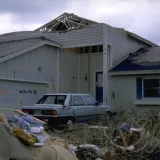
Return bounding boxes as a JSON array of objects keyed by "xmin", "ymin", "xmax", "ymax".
[
  {"xmin": 77, "ymin": 54, "xmax": 80, "ymax": 92},
  {"xmin": 102, "ymin": 24, "xmax": 108, "ymax": 105},
  {"xmin": 88, "ymin": 53, "xmax": 91, "ymax": 91},
  {"xmin": 56, "ymin": 48, "xmax": 60, "ymax": 92}
]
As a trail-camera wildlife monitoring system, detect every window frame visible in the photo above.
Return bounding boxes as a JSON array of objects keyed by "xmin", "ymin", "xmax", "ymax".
[{"xmin": 142, "ymin": 78, "xmax": 160, "ymax": 99}]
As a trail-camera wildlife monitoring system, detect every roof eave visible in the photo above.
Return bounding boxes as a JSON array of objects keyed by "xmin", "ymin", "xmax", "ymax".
[
  {"xmin": 0, "ymin": 40, "xmax": 61, "ymax": 64},
  {"xmin": 126, "ymin": 31, "xmax": 158, "ymax": 47}
]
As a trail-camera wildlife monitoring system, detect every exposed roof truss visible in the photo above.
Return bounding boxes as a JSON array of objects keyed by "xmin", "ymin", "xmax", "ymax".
[{"xmin": 35, "ymin": 12, "xmax": 97, "ymax": 33}]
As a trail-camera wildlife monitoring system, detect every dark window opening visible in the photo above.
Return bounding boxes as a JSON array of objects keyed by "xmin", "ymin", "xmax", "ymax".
[
  {"xmin": 143, "ymin": 79, "xmax": 160, "ymax": 97},
  {"xmin": 92, "ymin": 46, "xmax": 98, "ymax": 53},
  {"xmin": 99, "ymin": 45, "xmax": 103, "ymax": 52}
]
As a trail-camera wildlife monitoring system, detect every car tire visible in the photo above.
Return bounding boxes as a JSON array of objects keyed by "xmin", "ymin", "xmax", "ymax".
[
  {"xmin": 106, "ymin": 111, "xmax": 112, "ymax": 117},
  {"xmin": 67, "ymin": 118, "xmax": 76, "ymax": 126}
]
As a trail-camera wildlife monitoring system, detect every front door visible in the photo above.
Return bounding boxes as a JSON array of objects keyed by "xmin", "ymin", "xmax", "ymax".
[{"xmin": 96, "ymin": 72, "xmax": 103, "ymax": 104}]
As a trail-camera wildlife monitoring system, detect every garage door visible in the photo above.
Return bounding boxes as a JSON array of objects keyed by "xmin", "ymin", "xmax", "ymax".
[{"xmin": 0, "ymin": 80, "xmax": 48, "ymax": 109}]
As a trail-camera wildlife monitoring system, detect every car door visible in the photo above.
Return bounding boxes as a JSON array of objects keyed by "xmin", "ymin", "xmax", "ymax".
[
  {"xmin": 82, "ymin": 95, "xmax": 97, "ymax": 120},
  {"xmin": 70, "ymin": 95, "xmax": 89, "ymax": 122}
]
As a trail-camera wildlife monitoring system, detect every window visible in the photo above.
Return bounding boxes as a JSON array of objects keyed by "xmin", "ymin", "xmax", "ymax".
[
  {"xmin": 72, "ymin": 96, "xmax": 85, "ymax": 106},
  {"xmin": 143, "ymin": 79, "xmax": 160, "ymax": 97},
  {"xmin": 83, "ymin": 95, "xmax": 96, "ymax": 105},
  {"xmin": 37, "ymin": 95, "xmax": 67, "ymax": 105}
]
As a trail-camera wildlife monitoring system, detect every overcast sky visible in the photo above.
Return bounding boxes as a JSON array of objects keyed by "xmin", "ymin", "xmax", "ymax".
[{"xmin": 0, "ymin": 0, "xmax": 159, "ymax": 44}]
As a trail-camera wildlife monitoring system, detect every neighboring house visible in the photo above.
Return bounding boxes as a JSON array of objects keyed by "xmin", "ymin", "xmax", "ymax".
[
  {"xmin": 0, "ymin": 12, "xmax": 157, "ymax": 109},
  {"xmin": 110, "ymin": 47, "xmax": 160, "ymax": 111}
]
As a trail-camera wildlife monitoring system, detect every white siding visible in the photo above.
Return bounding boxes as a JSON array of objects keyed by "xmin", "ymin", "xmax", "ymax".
[
  {"xmin": 59, "ymin": 51, "xmax": 78, "ymax": 93},
  {"xmin": 0, "ymin": 81, "xmax": 47, "ymax": 109},
  {"xmin": 110, "ymin": 75, "xmax": 136, "ymax": 109},
  {"xmin": 110, "ymin": 74, "xmax": 160, "ymax": 113},
  {"xmin": 47, "ymin": 23, "xmax": 103, "ymax": 48},
  {"xmin": 0, "ymin": 45, "xmax": 57, "ymax": 91},
  {"xmin": 107, "ymin": 25, "xmax": 148, "ymax": 66},
  {"xmin": 0, "ymin": 45, "xmax": 58, "ymax": 108},
  {"xmin": 79, "ymin": 53, "xmax": 103, "ymax": 98}
]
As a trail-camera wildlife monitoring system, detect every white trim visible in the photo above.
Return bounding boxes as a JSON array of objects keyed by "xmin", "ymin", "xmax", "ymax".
[
  {"xmin": 109, "ymin": 70, "xmax": 160, "ymax": 75},
  {"xmin": 0, "ymin": 78, "xmax": 49, "ymax": 85},
  {"xmin": 56, "ymin": 48, "xmax": 60, "ymax": 92},
  {"xmin": 0, "ymin": 40, "xmax": 61, "ymax": 64},
  {"xmin": 134, "ymin": 100, "xmax": 160, "ymax": 105}
]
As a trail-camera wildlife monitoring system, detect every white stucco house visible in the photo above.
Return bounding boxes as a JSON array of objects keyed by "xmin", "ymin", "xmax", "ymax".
[{"xmin": 0, "ymin": 12, "xmax": 157, "ymax": 109}]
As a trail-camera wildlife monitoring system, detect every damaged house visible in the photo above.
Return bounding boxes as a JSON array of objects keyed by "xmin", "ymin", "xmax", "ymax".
[
  {"xmin": 110, "ymin": 46, "xmax": 160, "ymax": 110},
  {"xmin": 0, "ymin": 12, "xmax": 157, "ymax": 109}
]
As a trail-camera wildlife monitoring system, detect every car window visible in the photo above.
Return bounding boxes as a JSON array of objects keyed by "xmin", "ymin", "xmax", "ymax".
[
  {"xmin": 43, "ymin": 96, "xmax": 56, "ymax": 104},
  {"xmin": 83, "ymin": 95, "xmax": 96, "ymax": 105},
  {"xmin": 37, "ymin": 95, "xmax": 66, "ymax": 105},
  {"xmin": 72, "ymin": 96, "xmax": 85, "ymax": 106}
]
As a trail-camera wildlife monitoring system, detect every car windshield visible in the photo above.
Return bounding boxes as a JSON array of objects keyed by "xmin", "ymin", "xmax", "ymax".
[{"xmin": 36, "ymin": 95, "xmax": 67, "ymax": 105}]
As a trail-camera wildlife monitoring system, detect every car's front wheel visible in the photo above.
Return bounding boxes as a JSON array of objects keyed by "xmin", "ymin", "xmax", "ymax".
[
  {"xmin": 106, "ymin": 111, "xmax": 112, "ymax": 117},
  {"xmin": 67, "ymin": 118, "xmax": 76, "ymax": 126}
]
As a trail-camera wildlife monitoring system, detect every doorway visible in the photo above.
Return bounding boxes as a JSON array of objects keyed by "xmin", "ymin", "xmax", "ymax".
[{"xmin": 95, "ymin": 72, "xmax": 103, "ymax": 103}]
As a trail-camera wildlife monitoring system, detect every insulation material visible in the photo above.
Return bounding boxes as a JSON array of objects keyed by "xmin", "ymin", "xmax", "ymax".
[{"xmin": 0, "ymin": 121, "xmax": 78, "ymax": 160}]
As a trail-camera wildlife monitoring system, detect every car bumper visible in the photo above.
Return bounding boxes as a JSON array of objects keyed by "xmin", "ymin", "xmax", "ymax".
[{"xmin": 33, "ymin": 115, "xmax": 74, "ymax": 126}]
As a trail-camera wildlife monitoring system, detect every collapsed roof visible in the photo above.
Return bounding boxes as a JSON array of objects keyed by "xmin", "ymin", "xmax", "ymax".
[
  {"xmin": 35, "ymin": 12, "xmax": 98, "ymax": 33},
  {"xmin": 110, "ymin": 47, "xmax": 160, "ymax": 72}
]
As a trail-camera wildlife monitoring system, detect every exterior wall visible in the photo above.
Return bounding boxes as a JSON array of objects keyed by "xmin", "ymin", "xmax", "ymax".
[
  {"xmin": 0, "ymin": 45, "xmax": 58, "ymax": 108},
  {"xmin": 58, "ymin": 52, "xmax": 103, "ymax": 97},
  {"xmin": 0, "ymin": 81, "xmax": 47, "ymax": 109},
  {"xmin": 79, "ymin": 53, "xmax": 103, "ymax": 98},
  {"xmin": 107, "ymin": 25, "xmax": 149, "ymax": 67},
  {"xmin": 110, "ymin": 74, "xmax": 160, "ymax": 114},
  {"xmin": 110, "ymin": 75, "xmax": 136, "ymax": 109},
  {"xmin": 59, "ymin": 51, "xmax": 78, "ymax": 93},
  {"xmin": 47, "ymin": 23, "xmax": 103, "ymax": 48},
  {"xmin": 0, "ymin": 45, "xmax": 57, "ymax": 89}
]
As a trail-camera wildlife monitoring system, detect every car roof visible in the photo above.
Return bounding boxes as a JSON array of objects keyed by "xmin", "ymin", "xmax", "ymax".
[{"xmin": 45, "ymin": 93, "xmax": 90, "ymax": 96}]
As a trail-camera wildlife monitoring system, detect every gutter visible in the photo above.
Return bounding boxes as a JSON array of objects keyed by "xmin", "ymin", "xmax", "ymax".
[{"xmin": 109, "ymin": 69, "xmax": 160, "ymax": 76}]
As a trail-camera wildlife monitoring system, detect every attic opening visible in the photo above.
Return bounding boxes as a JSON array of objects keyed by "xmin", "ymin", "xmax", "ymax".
[{"xmin": 63, "ymin": 45, "xmax": 103, "ymax": 54}]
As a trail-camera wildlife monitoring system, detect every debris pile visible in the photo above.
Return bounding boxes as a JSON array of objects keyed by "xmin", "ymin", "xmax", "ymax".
[
  {"xmin": 51, "ymin": 115, "xmax": 160, "ymax": 160},
  {"xmin": 0, "ymin": 111, "xmax": 78, "ymax": 160},
  {"xmin": 1, "ymin": 107, "xmax": 160, "ymax": 160}
]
